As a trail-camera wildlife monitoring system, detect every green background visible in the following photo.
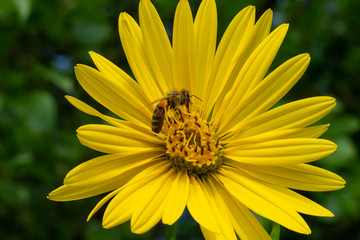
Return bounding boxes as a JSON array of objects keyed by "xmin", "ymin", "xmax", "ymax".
[{"xmin": 1, "ymin": 0, "xmax": 359, "ymax": 239}]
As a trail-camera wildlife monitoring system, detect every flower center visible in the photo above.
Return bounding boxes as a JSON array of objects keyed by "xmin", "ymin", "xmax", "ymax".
[{"xmin": 162, "ymin": 103, "xmax": 223, "ymax": 175}]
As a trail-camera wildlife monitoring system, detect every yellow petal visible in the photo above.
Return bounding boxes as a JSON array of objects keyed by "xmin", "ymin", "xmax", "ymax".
[
  {"xmin": 228, "ymin": 160, "xmax": 346, "ymax": 191},
  {"xmin": 103, "ymin": 179, "xmax": 147, "ymax": 228},
  {"xmin": 239, "ymin": 22, "xmax": 288, "ymax": 93},
  {"xmin": 187, "ymin": 175, "xmax": 220, "ymax": 233},
  {"xmin": 89, "ymin": 51, "xmax": 152, "ymax": 111},
  {"xmin": 268, "ymin": 186, "xmax": 333, "ymax": 216},
  {"xmin": 202, "ymin": 175, "xmax": 243, "ymax": 240},
  {"xmin": 65, "ymin": 95, "xmax": 126, "ymax": 127},
  {"xmin": 221, "ymin": 166, "xmax": 333, "ymax": 217},
  {"xmin": 66, "ymin": 95, "xmax": 155, "ymax": 135},
  {"xmin": 215, "ymin": 24, "xmax": 289, "ymax": 128},
  {"xmin": 203, "ymin": 6, "xmax": 255, "ymax": 118},
  {"xmin": 47, "ymin": 157, "xmax": 163, "ymax": 202},
  {"xmin": 246, "ymin": 9, "xmax": 273, "ymax": 54},
  {"xmin": 173, "ymin": 0, "xmax": 195, "ymax": 91},
  {"xmin": 208, "ymin": 176, "xmax": 271, "ymax": 240},
  {"xmin": 131, "ymin": 170, "xmax": 173, "ymax": 233},
  {"xmin": 225, "ymin": 125, "xmax": 330, "ymax": 146},
  {"xmin": 63, "ymin": 151, "xmax": 162, "ymax": 186},
  {"xmin": 76, "ymin": 124, "xmax": 162, "ymax": 153},
  {"xmin": 200, "ymin": 227, "xmax": 222, "ymax": 240},
  {"xmin": 74, "ymin": 64, "xmax": 151, "ymax": 127},
  {"xmin": 103, "ymin": 160, "xmax": 171, "ymax": 228},
  {"xmin": 162, "ymin": 170, "xmax": 189, "ymax": 225},
  {"xmin": 218, "ymin": 168, "xmax": 311, "ymax": 234},
  {"xmin": 194, "ymin": 0, "xmax": 217, "ymax": 99},
  {"xmin": 48, "ymin": 184, "xmax": 110, "ymax": 202},
  {"xmin": 47, "ymin": 168, "xmax": 133, "ymax": 202},
  {"xmin": 225, "ymin": 138, "xmax": 337, "ymax": 165},
  {"xmin": 139, "ymin": 0, "xmax": 174, "ymax": 92},
  {"xmin": 87, "ymin": 188, "xmax": 121, "ymax": 221},
  {"xmin": 219, "ymin": 53, "xmax": 310, "ymax": 135},
  {"xmin": 208, "ymin": 8, "xmax": 272, "ymax": 120},
  {"xmin": 229, "ymin": 97, "xmax": 336, "ymax": 138},
  {"xmin": 118, "ymin": 13, "xmax": 163, "ymax": 100}
]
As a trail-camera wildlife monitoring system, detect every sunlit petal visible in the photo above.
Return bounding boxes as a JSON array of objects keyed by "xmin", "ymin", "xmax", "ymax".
[
  {"xmin": 162, "ymin": 170, "xmax": 189, "ymax": 225},
  {"xmin": 103, "ymin": 160, "xmax": 171, "ymax": 228},
  {"xmin": 218, "ymin": 167, "xmax": 311, "ymax": 234},
  {"xmin": 139, "ymin": 0, "xmax": 174, "ymax": 92},
  {"xmin": 228, "ymin": 160, "xmax": 346, "ymax": 191},
  {"xmin": 203, "ymin": 6, "xmax": 255, "ymax": 118},
  {"xmin": 208, "ymin": 176, "xmax": 271, "ymax": 240},
  {"xmin": 118, "ymin": 12, "xmax": 163, "ymax": 100},
  {"xmin": 173, "ymin": 0, "xmax": 195, "ymax": 91},
  {"xmin": 194, "ymin": 0, "xmax": 217, "ymax": 99},
  {"xmin": 224, "ymin": 138, "xmax": 337, "ymax": 165}
]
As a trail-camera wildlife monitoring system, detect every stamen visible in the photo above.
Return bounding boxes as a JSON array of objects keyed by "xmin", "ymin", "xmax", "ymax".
[
  {"xmin": 185, "ymin": 132, "xmax": 194, "ymax": 149},
  {"xmin": 164, "ymin": 103, "xmax": 223, "ymax": 176}
]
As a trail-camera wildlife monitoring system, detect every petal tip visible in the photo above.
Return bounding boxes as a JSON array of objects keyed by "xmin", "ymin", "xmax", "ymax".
[
  {"xmin": 248, "ymin": 5, "xmax": 256, "ymax": 11},
  {"xmin": 300, "ymin": 52, "xmax": 310, "ymax": 59},
  {"xmin": 64, "ymin": 95, "xmax": 72, "ymax": 101},
  {"xmin": 263, "ymin": 8, "xmax": 273, "ymax": 17},
  {"xmin": 282, "ymin": 23, "xmax": 290, "ymax": 30},
  {"xmin": 118, "ymin": 12, "xmax": 130, "ymax": 25},
  {"xmin": 102, "ymin": 223, "xmax": 111, "ymax": 229},
  {"xmin": 47, "ymin": 189, "xmax": 60, "ymax": 201}
]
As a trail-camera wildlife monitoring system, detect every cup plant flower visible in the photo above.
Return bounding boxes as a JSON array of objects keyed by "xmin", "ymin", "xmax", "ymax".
[{"xmin": 48, "ymin": 0, "xmax": 345, "ymax": 239}]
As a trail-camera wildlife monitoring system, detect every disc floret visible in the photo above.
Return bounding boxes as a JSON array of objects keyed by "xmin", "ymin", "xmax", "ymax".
[{"xmin": 163, "ymin": 104, "xmax": 223, "ymax": 175}]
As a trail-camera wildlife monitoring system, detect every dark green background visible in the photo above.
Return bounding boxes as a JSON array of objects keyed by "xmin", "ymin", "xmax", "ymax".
[{"xmin": 1, "ymin": 0, "xmax": 359, "ymax": 239}]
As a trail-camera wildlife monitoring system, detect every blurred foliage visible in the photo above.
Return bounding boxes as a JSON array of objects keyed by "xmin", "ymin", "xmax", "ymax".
[{"xmin": 0, "ymin": 0, "xmax": 359, "ymax": 239}]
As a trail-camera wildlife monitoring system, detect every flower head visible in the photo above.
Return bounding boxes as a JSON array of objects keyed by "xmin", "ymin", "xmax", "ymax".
[{"xmin": 48, "ymin": 0, "xmax": 345, "ymax": 239}]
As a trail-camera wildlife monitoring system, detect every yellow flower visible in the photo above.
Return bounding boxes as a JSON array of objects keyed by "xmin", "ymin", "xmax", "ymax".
[{"xmin": 48, "ymin": 0, "xmax": 345, "ymax": 239}]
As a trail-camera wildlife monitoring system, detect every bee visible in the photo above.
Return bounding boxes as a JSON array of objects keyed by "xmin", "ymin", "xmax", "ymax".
[
  {"xmin": 151, "ymin": 100, "xmax": 166, "ymax": 133},
  {"xmin": 151, "ymin": 90, "xmax": 191, "ymax": 133}
]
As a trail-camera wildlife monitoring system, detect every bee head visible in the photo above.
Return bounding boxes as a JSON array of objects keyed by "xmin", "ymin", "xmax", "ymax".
[{"xmin": 181, "ymin": 90, "xmax": 191, "ymax": 105}]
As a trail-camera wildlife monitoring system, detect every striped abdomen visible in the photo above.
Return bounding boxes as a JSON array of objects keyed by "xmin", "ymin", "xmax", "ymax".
[{"xmin": 151, "ymin": 101, "xmax": 165, "ymax": 133}]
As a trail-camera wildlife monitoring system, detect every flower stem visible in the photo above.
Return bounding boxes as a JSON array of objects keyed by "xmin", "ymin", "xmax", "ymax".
[
  {"xmin": 165, "ymin": 221, "xmax": 178, "ymax": 240},
  {"xmin": 270, "ymin": 222, "xmax": 280, "ymax": 240}
]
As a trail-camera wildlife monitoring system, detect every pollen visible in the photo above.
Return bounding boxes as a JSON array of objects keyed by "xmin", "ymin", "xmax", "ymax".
[{"xmin": 163, "ymin": 104, "xmax": 223, "ymax": 176}]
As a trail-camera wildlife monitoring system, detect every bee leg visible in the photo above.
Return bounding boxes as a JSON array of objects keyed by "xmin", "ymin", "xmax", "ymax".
[
  {"xmin": 175, "ymin": 108, "xmax": 184, "ymax": 122},
  {"xmin": 164, "ymin": 106, "xmax": 172, "ymax": 127}
]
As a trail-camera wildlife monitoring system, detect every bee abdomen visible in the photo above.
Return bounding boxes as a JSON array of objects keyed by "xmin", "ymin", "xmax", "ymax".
[{"xmin": 151, "ymin": 104, "xmax": 165, "ymax": 133}]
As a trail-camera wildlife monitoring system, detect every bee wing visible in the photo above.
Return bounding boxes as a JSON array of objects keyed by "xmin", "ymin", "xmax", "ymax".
[
  {"xmin": 150, "ymin": 97, "xmax": 165, "ymax": 105},
  {"xmin": 150, "ymin": 93, "xmax": 179, "ymax": 105},
  {"xmin": 143, "ymin": 92, "xmax": 179, "ymax": 109},
  {"xmin": 141, "ymin": 96, "xmax": 166, "ymax": 110}
]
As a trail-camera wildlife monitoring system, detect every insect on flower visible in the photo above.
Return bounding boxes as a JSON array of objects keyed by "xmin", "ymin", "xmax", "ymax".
[{"xmin": 151, "ymin": 90, "xmax": 196, "ymax": 133}]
